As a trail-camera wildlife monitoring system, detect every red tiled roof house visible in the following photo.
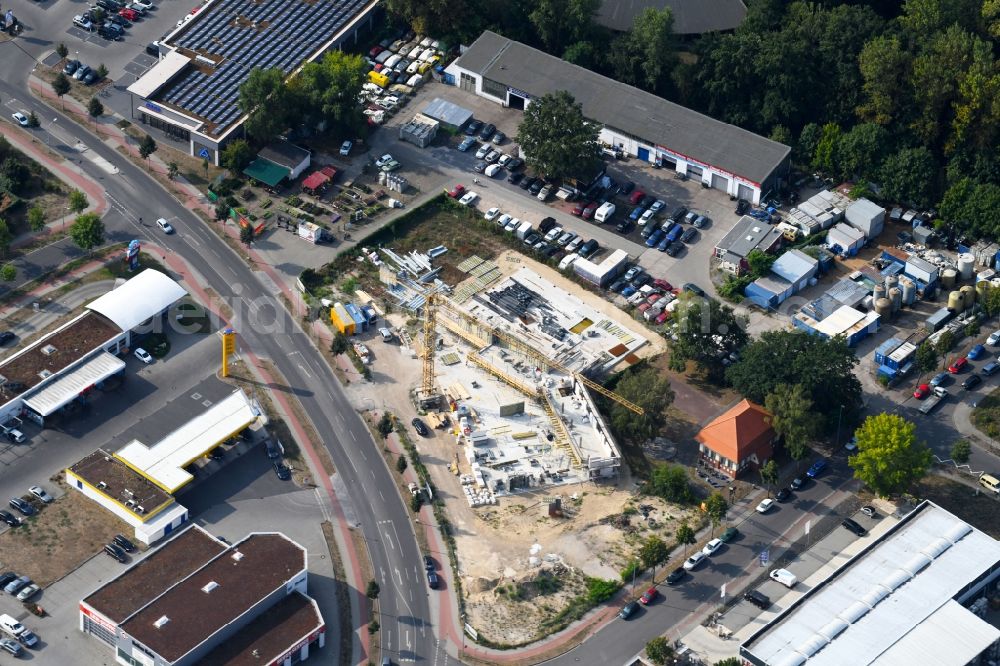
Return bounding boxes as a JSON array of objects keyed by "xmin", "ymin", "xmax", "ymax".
[{"xmin": 695, "ymin": 399, "xmax": 776, "ymax": 478}]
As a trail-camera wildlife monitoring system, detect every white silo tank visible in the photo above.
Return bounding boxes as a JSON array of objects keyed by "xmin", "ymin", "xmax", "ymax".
[
  {"xmin": 889, "ymin": 287, "xmax": 902, "ymax": 312},
  {"xmin": 900, "ymin": 276, "xmax": 916, "ymax": 305},
  {"xmin": 959, "ymin": 253, "xmax": 975, "ymax": 281},
  {"xmin": 942, "ymin": 268, "xmax": 958, "ymax": 289},
  {"xmin": 885, "ymin": 275, "xmax": 899, "ymax": 292}
]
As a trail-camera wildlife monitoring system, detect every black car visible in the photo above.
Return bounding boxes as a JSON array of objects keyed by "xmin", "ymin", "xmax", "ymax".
[
  {"xmin": 508, "ymin": 171, "xmax": 524, "ymax": 185},
  {"xmin": 98, "ymin": 24, "xmax": 123, "ymax": 40},
  {"xmin": 522, "ymin": 232, "xmax": 541, "ymax": 246},
  {"xmin": 841, "ymin": 518, "xmax": 867, "ymax": 536},
  {"xmin": 411, "ymin": 418, "xmax": 429, "ymax": 437},
  {"xmin": 207, "ymin": 447, "xmax": 225, "ymax": 461},
  {"xmin": 265, "ymin": 439, "xmax": 281, "ymax": 459},
  {"xmin": 427, "ymin": 570, "xmax": 439, "ymax": 589},
  {"xmin": 683, "ymin": 283, "xmax": 705, "ymax": 297},
  {"xmin": 478, "ymin": 123, "xmax": 496, "ymax": 140},
  {"xmin": 963, "ymin": 374, "xmax": 983, "ymax": 390},
  {"xmin": 744, "ymin": 589, "xmax": 771, "ymax": 609},
  {"xmin": 735, "ymin": 199, "xmax": 750, "ymax": 215},
  {"xmin": 615, "ymin": 219, "xmax": 633, "ymax": 234},
  {"xmin": 537, "ymin": 217, "xmax": 558, "ymax": 234},
  {"xmin": 0, "ymin": 572, "xmax": 15, "ymax": 589},
  {"xmin": 631, "ymin": 273, "xmax": 652, "ymax": 288},
  {"xmin": 105, "ymin": 543, "xmax": 127, "ymax": 563},
  {"xmin": 666, "ymin": 241, "xmax": 684, "ymax": 257},
  {"xmin": 620, "ymin": 181, "xmax": 635, "ymax": 195},
  {"xmin": 424, "ymin": 555, "xmax": 435, "ymax": 571},
  {"xmin": 669, "ymin": 206, "xmax": 688, "ymax": 223},
  {"xmin": 8, "ymin": 498, "xmax": 33, "ymax": 516},
  {"xmin": 113, "ymin": 534, "xmax": 136, "ymax": 552},
  {"xmin": 95, "ymin": 0, "xmax": 119, "ymax": 11},
  {"xmin": 529, "ymin": 179, "xmax": 545, "ymax": 196},
  {"xmin": 519, "ymin": 176, "xmax": 536, "ymax": 191},
  {"xmin": 543, "ymin": 245, "xmax": 561, "ymax": 258},
  {"xmin": 272, "ymin": 460, "xmax": 291, "ymax": 480},
  {"xmin": 608, "ymin": 278, "xmax": 628, "ymax": 293},
  {"xmin": 578, "ymin": 239, "xmax": 599, "ymax": 258},
  {"xmin": 464, "ymin": 119, "xmax": 483, "ymax": 136},
  {"xmin": 63, "ymin": 59, "xmax": 80, "ymax": 76},
  {"xmin": 472, "ymin": 161, "xmax": 487, "ymax": 173},
  {"xmin": 0, "ymin": 510, "xmax": 19, "ymax": 527},
  {"xmin": 790, "ymin": 476, "xmax": 807, "ymax": 490},
  {"xmin": 666, "ymin": 568, "xmax": 685, "ymax": 585},
  {"xmin": 640, "ymin": 195, "xmax": 655, "ymax": 208},
  {"xmin": 681, "ymin": 228, "xmax": 698, "ymax": 243},
  {"xmin": 506, "ymin": 157, "xmax": 523, "ymax": 170},
  {"xmin": 618, "ymin": 600, "xmax": 639, "ymax": 620},
  {"xmin": 775, "ymin": 488, "xmax": 792, "ymax": 502}
]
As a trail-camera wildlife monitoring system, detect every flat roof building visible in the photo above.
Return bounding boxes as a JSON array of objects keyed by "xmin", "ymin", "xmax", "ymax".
[
  {"xmin": 127, "ymin": 0, "xmax": 380, "ymax": 163},
  {"xmin": 740, "ymin": 500, "xmax": 1000, "ymax": 666},
  {"xmin": 446, "ymin": 31, "xmax": 789, "ymax": 204},
  {"xmin": 80, "ymin": 525, "xmax": 326, "ymax": 666},
  {"xmin": 714, "ymin": 216, "xmax": 785, "ymax": 274}
]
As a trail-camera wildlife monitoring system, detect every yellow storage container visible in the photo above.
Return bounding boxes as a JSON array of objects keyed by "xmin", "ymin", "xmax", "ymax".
[
  {"xmin": 330, "ymin": 302, "xmax": 355, "ymax": 336},
  {"xmin": 368, "ymin": 70, "xmax": 389, "ymax": 88}
]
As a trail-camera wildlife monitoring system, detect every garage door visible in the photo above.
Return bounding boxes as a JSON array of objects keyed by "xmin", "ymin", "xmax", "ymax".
[
  {"xmin": 711, "ymin": 173, "xmax": 728, "ymax": 192},
  {"xmin": 688, "ymin": 165, "xmax": 704, "ymax": 178},
  {"xmin": 509, "ymin": 93, "xmax": 526, "ymax": 110},
  {"xmin": 638, "ymin": 147, "xmax": 650, "ymax": 161},
  {"xmin": 737, "ymin": 184, "xmax": 755, "ymax": 202}
]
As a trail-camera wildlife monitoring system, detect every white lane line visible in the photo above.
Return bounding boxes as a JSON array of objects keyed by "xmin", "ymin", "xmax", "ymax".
[{"xmin": 350, "ymin": 430, "xmax": 358, "ymax": 442}]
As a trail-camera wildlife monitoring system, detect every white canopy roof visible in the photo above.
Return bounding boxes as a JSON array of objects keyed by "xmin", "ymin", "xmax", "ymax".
[
  {"xmin": 22, "ymin": 352, "xmax": 125, "ymax": 416},
  {"xmin": 127, "ymin": 50, "xmax": 190, "ymax": 99},
  {"xmin": 116, "ymin": 390, "xmax": 259, "ymax": 492},
  {"xmin": 87, "ymin": 269, "xmax": 187, "ymax": 332}
]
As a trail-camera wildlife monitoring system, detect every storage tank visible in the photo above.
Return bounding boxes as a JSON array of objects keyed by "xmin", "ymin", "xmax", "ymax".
[
  {"xmin": 889, "ymin": 287, "xmax": 902, "ymax": 312},
  {"xmin": 961, "ymin": 285, "xmax": 976, "ymax": 310},
  {"xmin": 941, "ymin": 268, "xmax": 958, "ymax": 289},
  {"xmin": 976, "ymin": 280, "xmax": 991, "ymax": 304},
  {"xmin": 875, "ymin": 298, "xmax": 893, "ymax": 319},
  {"xmin": 978, "ymin": 268, "xmax": 996, "ymax": 283},
  {"xmin": 959, "ymin": 253, "xmax": 975, "ymax": 280},
  {"xmin": 874, "ymin": 284, "xmax": 887, "ymax": 302},
  {"xmin": 885, "ymin": 275, "xmax": 899, "ymax": 293},
  {"xmin": 900, "ymin": 276, "xmax": 916, "ymax": 305},
  {"xmin": 948, "ymin": 290, "xmax": 964, "ymax": 311}
]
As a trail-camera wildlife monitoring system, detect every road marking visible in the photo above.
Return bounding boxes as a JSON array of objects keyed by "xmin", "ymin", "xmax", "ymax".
[
  {"xmin": 350, "ymin": 430, "xmax": 357, "ymax": 442},
  {"xmin": 395, "ymin": 567, "xmax": 403, "ymax": 585},
  {"xmin": 297, "ymin": 362, "xmax": 312, "ymax": 379},
  {"xmin": 379, "ymin": 488, "xmax": 384, "ymax": 500},
  {"xmin": 383, "ymin": 529, "xmax": 395, "ymax": 551}
]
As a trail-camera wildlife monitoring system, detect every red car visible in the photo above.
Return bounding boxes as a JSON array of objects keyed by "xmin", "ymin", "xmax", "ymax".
[
  {"xmin": 653, "ymin": 279, "xmax": 672, "ymax": 291},
  {"xmin": 948, "ymin": 357, "xmax": 968, "ymax": 373},
  {"xmin": 913, "ymin": 384, "xmax": 931, "ymax": 399},
  {"xmin": 639, "ymin": 587, "xmax": 658, "ymax": 605},
  {"xmin": 637, "ymin": 301, "xmax": 653, "ymax": 313},
  {"xmin": 646, "ymin": 293, "xmax": 662, "ymax": 305},
  {"xmin": 448, "ymin": 184, "xmax": 466, "ymax": 199},
  {"xmin": 629, "ymin": 190, "xmax": 646, "ymax": 205},
  {"xmin": 571, "ymin": 201, "xmax": 590, "ymax": 216},
  {"xmin": 655, "ymin": 311, "xmax": 670, "ymax": 325},
  {"xmin": 581, "ymin": 202, "xmax": 598, "ymax": 219},
  {"xmin": 369, "ymin": 46, "xmax": 384, "ymax": 58},
  {"xmin": 119, "ymin": 7, "xmax": 138, "ymax": 20}
]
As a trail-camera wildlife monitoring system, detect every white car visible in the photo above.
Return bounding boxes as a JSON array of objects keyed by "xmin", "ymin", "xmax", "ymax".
[
  {"xmin": 702, "ymin": 538, "xmax": 723, "ymax": 556},
  {"xmin": 72, "ymin": 14, "xmax": 93, "ymax": 30},
  {"xmin": 484, "ymin": 164, "xmax": 503, "ymax": 178},
  {"xmin": 566, "ymin": 237, "xmax": 583, "ymax": 253},
  {"xmin": 127, "ymin": 2, "xmax": 147, "ymax": 13},
  {"xmin": 683, "ymin": 551, "xmax": 707, "ymax": 571},
  {"xmin": 496, "ymin": 213, "xmax": 512, "ymax": 228},
  {"xmin": 16, "ymin": 584, "xmax": 39, "ymax": 602},
  {"xmin": 374, "ymin": 153, "xmax": 395, "ymax": 168},
  {"xmin": 28, "ymin": 486, "xmax": 52, "ymax": 503},
  {"xmin": 756, "ymin": 498, "xmax": 776, "ymax": 514},
  {"xmin": 134, "ymin": 348, "xmax": 153, "ymax": 364},
  {"xmin": 484, "ymin": 207, "xmax": 500, "ymax": 221},
  {"xmin": 339, "ymin": 140, "xmax": 352, "ymax": 156},
  {"xmin": 475, "ymin": 145, "xmax": 491, "ymax": 159},
  {"xmin": 132, "ymin": 0, "xmax": 153, "ymax": 7},
  {"xmin": 459, "ymin": 191, "xmax": 478, "ymax": 206},
  {"xmin": 989, "ymin": 330, "xmax": 1000, "ymax": 346},
  {"xmin": 11, "ymin": 112, "xmax": 29, "ymax": 127},
  {"xmin": 639, "ymin": 209, "xmax": 655, "ymax": 226},
  {"xmin": 649, "ymin": 199, "xmax": 666, "ymax": 213},
  {"xmin": 544, "ymin": 226, "xmax": 563, "ymax": 242},
  {"xmin": 156, "ymin": 218, "xmax": 174, "ymax": 234},
  {"xmin": 498, "ymin": 153, "xmax": 512, "ymax": 167},
  {"xmin": 504, "ymin": 217, "xmax": 520, "ymax": 232}
]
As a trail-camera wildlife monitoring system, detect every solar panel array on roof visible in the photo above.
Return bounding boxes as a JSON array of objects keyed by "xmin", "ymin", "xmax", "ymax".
[{"xmin": 159, "ymin": 0, "xmax": 369, "ymax": 132}]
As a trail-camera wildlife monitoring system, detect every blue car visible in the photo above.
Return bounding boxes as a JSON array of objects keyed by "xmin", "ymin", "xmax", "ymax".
[
  {"xmin": 929, "ymin": 372, "xmax": 950, "ymax": 388},
  {"xmin": 969, "ymin": 344, "xmax": 986, "ymax": 360},
  {"xmin": 645, "ymin": 230, "xmax": 665, "ymax": 248},
  {"xmin": 621, "ymin": 285, "xmax": 637, "ymax": 298},
  {"xmin": 630, "ymin": 206, "xmax": 645, "ymax": 221},
  {"xmin": 657, "ymin": 234, "xmax": 671, "ymax": 252},
  {"xmin": 665, "ymin": 224, "xmax": 683, "ymax": 243},
  {"xmin": 806, "ymin": 460, "xmax": 827, "ymax": 479}
]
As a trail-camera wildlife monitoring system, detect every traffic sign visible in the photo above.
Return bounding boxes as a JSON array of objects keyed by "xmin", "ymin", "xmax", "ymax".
[
  {"xmin": 199, "ymin": 148, "xmax": 209, "ymax": 159},
  {"xmin": 760, "ymin": 550, "xmax": 769, "ymax": 566}
]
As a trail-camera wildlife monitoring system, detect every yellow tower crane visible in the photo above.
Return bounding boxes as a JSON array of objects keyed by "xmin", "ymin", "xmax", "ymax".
[{"xmin": 419, "ymin": 295, "xmax": 438, "ymax": 405}]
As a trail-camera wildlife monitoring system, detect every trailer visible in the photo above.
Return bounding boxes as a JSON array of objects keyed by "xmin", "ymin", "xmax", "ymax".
[{"xmin": 919, "ymin": 387, "xmax": 947, "ymax": 415}]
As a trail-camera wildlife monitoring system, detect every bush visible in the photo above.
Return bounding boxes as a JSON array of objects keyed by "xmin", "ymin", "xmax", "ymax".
[
  {"xmin": 366, "ymin": 580, "xmax": 380, "ymax": 599},
  {"xmin": 396, "ymin": 454, "xmax": 408, "ymax": 473},
  {"xmin": 409, "ymin": 493, "xmax": 423, "ymax": 512},
  {"xmin": 584, "ymin": 577, "xmax": 621, "ymax": 604},
  {"xmin": 643, "ymin": 464, "xmax": 695, "ymax": 504},
  {"xmin": 377, "ymin": 413, "xmax": 394, "ymax": 438},
  {"xmin": 620, "ymin": 560, "xmax": 643, "ymax": 583}
]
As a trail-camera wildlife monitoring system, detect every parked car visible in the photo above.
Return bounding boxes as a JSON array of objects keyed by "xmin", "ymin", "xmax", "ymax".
[
  {"xmin": 929, "ymin": 372, "xmax": 950, "ymax": 387},
  {"xmin": 272, "ymin": 460, "xmax": 291, "ymax": 480},
  {"xmin": 134, "ymin": 348, "xmax": 153, "ymax": 364},
  {"xmin": 743, "ymin": 589, "xmax": 771, "ymax": 610},
  {"xmin": 339, "ymin": 140, "xmax": 353, "ymax": 156},
  {"xmin": 118, "ymin": 7, "xmax": 139, "ymax": 21},
  {"xmin": 484, "ymin": 207, "xmax": 501, "ymax": 221},
  {"xmin": 459, "ymin": 191, "xmax": 478, "ymax": 206},
  {"xmin": 8, "ymin": 498, "xmax": 33, "ymax": 516},
  {"xmin": 639, "ymin": 587, "xmax": 658, "ymax": 605},
  {"xmin": 507, "ymin": 172, "xmax": 524, "ymax": 185},
  {"xmin": 17, "ymin": 629, "xmax": 37, "ymax": 648},
  {"xmin": 988, "ymin": 330, "xmax": 1000, "ymax": 346},
  {"xmin": 478, "ymin": 123, "xmax": 496, "ymax": 140},
  {"xmin": 963, "ymin": 374, "xmax": 983, "ymax": 390},
  {"xmin": 790, "ymin": 476, "xmax": 807, "ymax": 490},
  {"xmin": 447, "ymin": 184, "xmax": 466, "ymax": 198},
  {"xmin": 411, "ymin": 418, "xmax": 429, "ymax": 436},
  {"xmin": 702, "ymin": 538, "xmax": 723, "ymax": 556},
  {"xmin": 0, "ymin": 511, "xmax": 19, "ymax": 527},
  {"xmin": 3, "ymin": 575, "xmax": 28, "ymax": 594},
  {"xmin": 666, "ymin": 568, "xmax": 685, "ymax": 585},
  {"xmin": 775, "ymin": 488, "xmax": 792, "ymax": 502},
  {"xmin": 485, "ymin": 164, "xmax": 503, "ymax": 178},
  {"xmin": 16, "ymin": 584, "xmax": 39, "ymax": 601},
  {"xmin": 427, "ymin": 570, "xmax": 439, "ymax": 589},
  {"xmin": 806, "ymin": 459, "xmax": 827, "ymax": 479},
  {"xmin": 618, "ymin": 600, "xmax": 639, "ymax": 619},
  {"xmin": 619, "ymin": 181, "xmax": 635, "ymax": 195},
  {"xmin": 457, "ymin": 136, "xmax": 476, "ymax": 152},
  {"xmin": 683, "ymin": 552, "xmax": 707, "ymax": 571},
  {"xmin": 72, "ymin": 15, "xmax": 93, "ymax": 30},
  {"xmin": 105, "ymin": 543, "xmax": 127, "ymax": 562},
  {"xmin": 492, "ymin": 131, "xmax": 506, "ymax": 144},
  {"xmin": 0, "ymin": 638, "xmax": 22, "ymax": 657},
  {"xmin": 582, "ymin": 202, "xmax": 598, "ymax": 219},
  {"xmin": 769, "ymin": 568, "xmax": 798, "ymax": 588},
  {"xmin": 755, "ymin": 498, "xmax": 775, "ymax": 514},
  {"xmin": 28, "ymin": 486, "xmax": 52, "ymax": 504},
  {"xmin": 73, "ymin": 65, "xmax": 91, "ymax": 82},
  {"xmin": 969, "ymin": 344, "xmax": 987, "ymax": 360},
  {"xmin": 949, "ymin": 356, "xmax": 969, "ymax": 373},
  {"xmin": 681, "ymin": 227, "xmax": 698, "ymax": 243},
  {"xmin": 914, "ymin": 384, "xmax": 931, "ymax": 399},
  {"xmin": 628, "ymin": 190, "xmax": 645, "ymax": 205},
  {"xmin": 861, "ymin": 505, "xmax": 877, "ymax": 518},
  {"xmin": 683, "ymin": 283, "xmax": 705, "ymax": 297},
  {"xmin": 464, "ymin": 119, "xmax": 483, "ymax": 136},
  {"xmin": 719, "ymin": 527, "xmax": 739, "ymax": 542},
  {"xmin": 113, "ymin": 534, "xmax": 136, "ymax": 552},
  {"xmin": 841, "ymin": 518, "xmax": 867, "ymax": 536}
]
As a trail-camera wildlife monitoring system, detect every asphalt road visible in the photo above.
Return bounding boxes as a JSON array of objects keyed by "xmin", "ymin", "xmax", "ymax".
[{"xmin": 0, "ymin": 38, "xmax": 438, "ymax": 666}]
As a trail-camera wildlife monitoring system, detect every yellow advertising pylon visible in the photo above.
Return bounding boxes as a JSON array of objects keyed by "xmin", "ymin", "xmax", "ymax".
[{"xmin": 221, "ymin": 327, "xmax": 236, "ymax": 377}]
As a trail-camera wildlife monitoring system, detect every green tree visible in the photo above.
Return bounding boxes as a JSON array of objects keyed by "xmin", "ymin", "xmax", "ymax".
[
  {"xmin": 409, "ymin": 493, "xmax": 423, "ymax": 512},
  {"xmin": 396, "ymin": 454, "xmax": 408, "ymax": 473},
  {"xmin": 760, "ymin": 459, "xmax": 779, "ymax": 495},
  {"xmin": 916, "ymin": 342, "xmax": 939, "ymax": 374},
  {"xmin": 617, "ymin": 7, "xmax": 676, "ymax": 96},
  {"xmin": 645, "ymin": 636, "xmax": 674, "ymax": 665},
  {"xmin": 68, "ymin": 189, "xmax": 88, "ymax": 215},
  {"xmin": 562, "ymin": 41, "xmax": 597, "ymax": 68},
  {"xmin": 0, "ymin": 264, "xmax": 15, "ymax": 282},
  {"xmin": 96, "ymin": 64, "xmax": 109, "ymax": 79},
  {"xmin": 27, "ymin": 205, "xmax": 45, "ymax": 232},
  {"xmin": 769, "ymin": 124, "xmax": 793, "ymax": 147},
  {"xmin": 221, "ymin": 139, "xmax": 254, "ymax": 172},
  {"xmin": 857, "ymin": 35, "xmax": 911, "ymax": 126},
  {"xmin": 714, "ymin": 659, "xmax": 743, "ymax": 666},
  {"xmin": 585, "ymin": 577, "xmax": 620, "ymax": 604},
  {"xmin": 515, "ymin": 91, "xmax": 601, "ymax": 181},
  {"xmin": 812, "ymin": 122, "xmax": 841, "ymax": 173},
  {"xmin": 644, "ymin": 465, "xmax": 693, "ymax": 505},
  {"xmin": 239, "ymin": 222, "xmax": 255, "ymax": 247},
  {"xmin": 138, "ymin": 134, "xmax": 157, "ymax": 168},
  {"xmin": 69, "ymin": 213, "xmax": 105, "ymax": 253},
  {"xmin": 52, "ymin": 74, "xmax": 71, "ymax": 109},
  {"xmin": 56, "ymin": 43, "xmax": 68, "ymax": 59},
  {"xmin": 797, "ymin": 123, "xmax": 822, "ymax": 165},
  {"xmin": 727, "ymin": 331, "xmax": 862, "ymax": 430},
  {"xmin": 605, "ymin": 366, "xmax": 673, "ymax": 443},
  {"xmin": 936, "ymin": 330, "xmax": 955, "ymax": 356},
  {"xmin": 167, "ymin": 162, "xmax": 179, "ymax": 180},
  {"xmin": 638, "ymin": 535, "xmax": 669, "ymax": 571},
  {"xmin": 669, "ymin": 294, "xmax": 748, "ymax": 383},
  {"xmin": 238, "ymin": 67, "xmax": 291, "ymax": 143},
  {"xmin": 766, "ymin": 383, "xmax": 820, "ymax": 463},
  {"xmin": 214, "ymin": 202, "xmax": 230, "ymax": 222},
  {"xmin": 950, "ymin": 439, "xmax": 971, "ymax": 464},
  {"xmin": 377, "ymin": 413, "xmax": 394, "ymax": 438},
  {"xmin": 746, "ymin": 249, "xmax": 775, "ymax": 278},
  {"xmin": 703, "ymin": 493, "xmax": 728, "ymax": 536},
  {"xmin": 366, "ymin": 580, "xmax": 380, "ymax": 599},
  {"xmin": 675, "ymin": 521, "xmax": 696, "ymax": 556},
  {"xmin": 87, "ymin": 97, "xmax": 103, "ymax": 120},
  {"xmin": 837, "ymin": 123, "xmax": 890, "ymax": 181},
  {"xmin": 27, "ymin": 112, "xmax": 39, "ymax": 128},
  {"xmin": 331, "ymin": 333, "xmax": 349, "ymax": 355},
  {"xmin": 529, "ymin": 0, "xmax": 599, "ymax": 54},
  {"xmin": 291, "ymin": 51, "xmax": 367, "ymax": 134},
  {"xmin": 880, "ymin": 146, "xmax": 937, "ymax": 207},
  {"xmin": 939, "ymin": 178, "xmax": 1000, "ymax": 240},
  {"xmin": 849, "ymin": 413, "xmax": 932, "ymax": 497}
]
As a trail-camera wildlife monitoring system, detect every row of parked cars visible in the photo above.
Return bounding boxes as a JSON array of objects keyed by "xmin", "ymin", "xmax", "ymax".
[
  {"xmin": 0, "ymin": 612, "xmax": 37, "ymax": 654},
  {"xmin": 73, "ymin": 0, "xmax": 152, "ymax": 40},
  {"xmin": 61, "ymin": 59, "xmax": 100, "ymax": 86}
]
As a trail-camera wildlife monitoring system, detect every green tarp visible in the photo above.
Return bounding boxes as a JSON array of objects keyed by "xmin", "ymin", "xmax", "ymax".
[{"xmin": 243, "ymin": 158, "xmax": 290, "ymax": 188}]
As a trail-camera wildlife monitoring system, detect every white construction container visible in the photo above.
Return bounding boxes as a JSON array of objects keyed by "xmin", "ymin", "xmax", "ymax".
[{"xmin": 845, "ymin": 198, "xmax": 885, "ymax": 238}]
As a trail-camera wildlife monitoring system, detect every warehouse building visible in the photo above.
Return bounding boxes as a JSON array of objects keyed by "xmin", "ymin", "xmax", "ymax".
[
  {"xmin": 0, "ymin": 269, "xmax": 186, "ymax": 427},
  {"xmin": 713, "ymin": 215, "xmax": 785, "ymax": 275},
  {"xmin": 740, "ymin": 500, "xmax": 1000, "ymax": 666},
  {"xmin": 126, "ymin": 0, "xmax": 380, "ymax": 163},
  {"xmin": 826, "ymin": 222, "xmax": 866, "ymax": 257},
  {"xmin": 744, "ymin": 249, "xmax": 819, "ymax": 309},
  {"xmin": 445, "ymin": 31, "xmax": 790, "ymax": 204},
  {"xmin": 80, "ymin": 525, "xmax": 326, "ymax": 666},
  {"xmin": 792, "ymin": 302, "xmax": 879, "ymax": 347}
]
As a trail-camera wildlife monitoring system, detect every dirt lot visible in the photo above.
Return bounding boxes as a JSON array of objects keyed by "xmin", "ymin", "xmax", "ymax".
[
  {"xmin": 0, "ymin": 482, "xmax": 132, "ymax": 586},
  {"xmin": 916, "ymin": 474, "xmax": 1000, "ymax": 539}
]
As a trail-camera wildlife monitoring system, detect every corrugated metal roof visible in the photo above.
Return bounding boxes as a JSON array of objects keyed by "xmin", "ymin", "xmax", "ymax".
[
  {"xmin": 772, "ymin": 249, "xmax": 818, "ymax": 284},
  {"xmin": 422, "ymin": 97, "xmax": 474, "ymax": 128},
  {"xmin": 451, "ymin": 32, "xmax": 789, "ymax": 184},
  {"xmin": 86, "ymin": 269, "xmax": 188, "ymax": 333},
  {"xmin": 717, "ymin": 216, "xmax": 784, "ymax": 258},
  {"xmin": 22, "ymin": 351, "xmax": 125, "ymax": 416}
]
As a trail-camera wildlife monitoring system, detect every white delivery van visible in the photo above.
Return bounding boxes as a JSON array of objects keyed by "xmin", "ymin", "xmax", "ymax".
[
  {"xmin": 515, "ymin": 221, "xmax": 533, "ymax": 240},
  {"xmin": 594, "ymin": 202, "xmax": 616, "ymax": 223},
  {"xmin": 559, "ymin": 253, "xmax": 580, "ymax": 271},
  {"xmin": 0, "ymin": 614, "xmax": 25, "ymax": 637},
  {"xmin": 769, "ymin": 568, "xmax": 798, "ymax": 588},
  {"xmin": 979, "ymin": 473, "xmax": 1000, "ymax": 494}
]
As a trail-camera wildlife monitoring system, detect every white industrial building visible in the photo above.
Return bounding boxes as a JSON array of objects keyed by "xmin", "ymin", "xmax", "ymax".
[
  {"xmin": 826, "ymin": 222, "xmax": 866, "ymax": 257},
  {"xmin": 740, "ymin": 501, "xmax": 1000, "ymax": 666},
  {"xmin": 0, "ymin": 269, "xmax": 187, "ymax": 427},
  {"xmin": 845, "ymin": 198, "xmax": 885, "ymax": 239},
  {"xmin": 445, "ymin": 31, "xmax": 790, "ymax": 204}
]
